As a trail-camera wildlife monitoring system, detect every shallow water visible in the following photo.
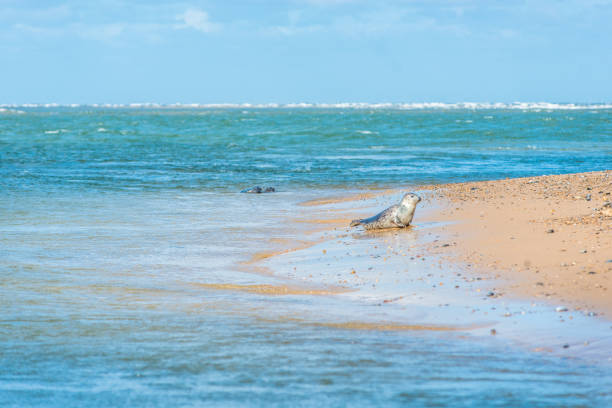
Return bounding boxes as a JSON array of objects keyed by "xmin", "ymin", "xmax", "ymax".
[{"xmin": 1, "ymin": 107, "xmax": 612, "ymax": 406}]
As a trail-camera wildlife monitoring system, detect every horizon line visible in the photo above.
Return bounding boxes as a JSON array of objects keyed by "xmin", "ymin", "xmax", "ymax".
[{"xmin": 2, "ymin": 101, "xmax": 612, "ymax": 111}]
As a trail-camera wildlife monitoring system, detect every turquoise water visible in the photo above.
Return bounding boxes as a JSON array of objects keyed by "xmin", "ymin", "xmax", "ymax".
[
  {"xmin": 1, "ymin": 107, "xmax": 612, "ymax": 406},
  {"xmin": 2, "ymin": 107, "xmax": 611, "ymax": 192}
]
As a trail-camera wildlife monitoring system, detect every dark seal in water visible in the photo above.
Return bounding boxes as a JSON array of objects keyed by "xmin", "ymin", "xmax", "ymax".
[{"xmin": 241, "ymin": 186, "xmax": 276, "ymax": 193}]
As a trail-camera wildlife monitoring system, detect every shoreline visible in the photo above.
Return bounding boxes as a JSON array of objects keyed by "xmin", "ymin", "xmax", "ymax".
[
  {"xmin": 214, "ymin": 170, "xmax": 612, "ymax": 360},
  {"xmin": 248, "ymin": 170, "xmax": 611, "ymax": 317}
]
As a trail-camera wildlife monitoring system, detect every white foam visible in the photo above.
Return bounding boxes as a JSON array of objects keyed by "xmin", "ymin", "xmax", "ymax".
[
  {"xmin": 0, "ymin": 107, "xmax": 25, "ymax": 114},
  {"xmin": 247, "ymin": 130, "xmax": 280, "ymax": 136},
  {"xmin": 43, "ymin": 129, "xmax": 68, "ymax": 134},
  {"xmin": 2, "ymin": 102, "xmax": 612, "ymax": 110}
]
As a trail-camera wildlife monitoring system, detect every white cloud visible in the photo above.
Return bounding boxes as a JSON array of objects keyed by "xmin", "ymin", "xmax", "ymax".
[
  {"xmin": 347, "ymin": 7, "xmax": 472, "ymax": 36},
  {"xmin": 12, "ymin": 20, "xmax": 167, "ymax": 44},
  {"xmin": 176, "ymin": 8, "xmax": 221, "ymax": 33}
]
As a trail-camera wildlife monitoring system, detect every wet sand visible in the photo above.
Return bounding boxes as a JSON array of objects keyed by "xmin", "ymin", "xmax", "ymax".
[
  {"xmin": 195, "ymin": 282, "xmax": 349, "ymax": 296},
  {"xmin": 418, "ymin": 171, "xmax": 612, "ymax": 315}
]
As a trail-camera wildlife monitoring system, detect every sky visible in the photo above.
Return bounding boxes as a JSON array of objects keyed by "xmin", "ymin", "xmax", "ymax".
[{"xmin": 1, "ymin": 0, "xmax": 611, "ymax": 104}]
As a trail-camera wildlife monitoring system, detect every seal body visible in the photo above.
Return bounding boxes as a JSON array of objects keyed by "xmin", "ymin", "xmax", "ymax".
[
  {"xmin": 241, "ymin": 186, "xmax": 275, "ymax": 193},
  {"xmin": 350, "ymin": 193, "xmax": 421, "ymax": 230}
]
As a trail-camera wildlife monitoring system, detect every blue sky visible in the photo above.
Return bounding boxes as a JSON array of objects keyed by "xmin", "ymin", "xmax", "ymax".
[{"xmin": 1, "ymin": 0, "xmax": 611, "ymax": 104}]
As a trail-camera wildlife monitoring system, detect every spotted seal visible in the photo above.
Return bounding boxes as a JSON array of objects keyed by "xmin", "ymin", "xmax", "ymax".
[
  {"xmin": 241, "ymin": 186, "xmax": 276, "ymax": 193},
  {"xmin": 350, "ymin": 193, "xmax": 421, "ymax": 230}
]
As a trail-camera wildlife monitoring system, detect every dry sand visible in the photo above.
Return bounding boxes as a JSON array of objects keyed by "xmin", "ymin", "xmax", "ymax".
[{"xmin": 418, "ymin": 171, "xmax": 612, "ymax": 315}]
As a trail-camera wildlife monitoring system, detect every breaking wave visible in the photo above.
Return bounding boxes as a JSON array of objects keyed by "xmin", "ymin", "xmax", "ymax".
[{"xmin": 2, "ymin": 102, "xmax": 612, "ymax": 110}]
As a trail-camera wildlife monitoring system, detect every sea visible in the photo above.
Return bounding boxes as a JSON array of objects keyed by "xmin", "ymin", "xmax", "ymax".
[{"xmin": 1, "ymin": 104, "xmax": 612, "ymax": 407}]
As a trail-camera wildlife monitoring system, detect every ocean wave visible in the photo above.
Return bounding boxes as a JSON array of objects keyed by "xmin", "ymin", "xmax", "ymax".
[
  {"xmin": 2, "ymin": 102, "xmax": 612, "ymax": 110},
  {"xmin": 0, "ymin": 107, "xmax": 25, "ymax": 114},
  {"xmin": 44, "ymin": 129, "xmax": 69, "ymax": 134}
]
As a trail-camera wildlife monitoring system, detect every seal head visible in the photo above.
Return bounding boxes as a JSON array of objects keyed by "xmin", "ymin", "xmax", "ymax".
[{"xmin": 350, "ymin": 192, "xmax": 421, "ymax": 230}]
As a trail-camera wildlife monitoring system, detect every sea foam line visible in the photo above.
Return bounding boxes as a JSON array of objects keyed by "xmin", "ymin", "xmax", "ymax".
[{"xmin": 1, "ymin": 102, "xmax": 611, "ymax": 110}]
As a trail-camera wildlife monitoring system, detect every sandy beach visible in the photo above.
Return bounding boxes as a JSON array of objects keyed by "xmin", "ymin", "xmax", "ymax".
[
  {"xmin": 250, "ymin": 171, "xmax": 612, "ymax": 319},
  {"xmin": 419, "ymin": 170, "xmax": 612, "ymax": 315}
]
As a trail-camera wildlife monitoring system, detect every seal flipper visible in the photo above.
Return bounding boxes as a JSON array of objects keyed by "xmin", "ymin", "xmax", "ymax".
[{"xmin": 393, "ymin": 215, "xmax": 406, "ymax": 228}]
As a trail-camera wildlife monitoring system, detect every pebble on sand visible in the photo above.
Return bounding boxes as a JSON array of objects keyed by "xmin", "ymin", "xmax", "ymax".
[{"xmin": 555, "ymin": 306, "xmax": 569, "ymax": 312}]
